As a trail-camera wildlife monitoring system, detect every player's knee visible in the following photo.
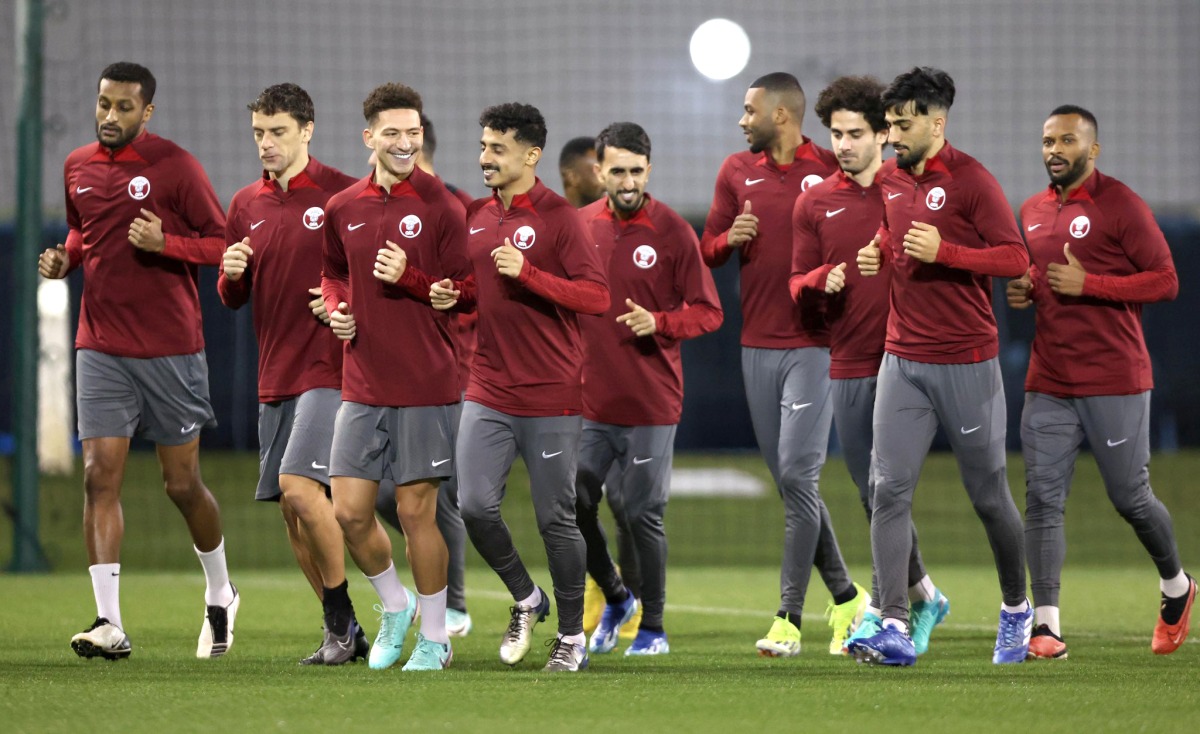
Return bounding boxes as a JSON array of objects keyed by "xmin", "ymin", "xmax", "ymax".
[
  {"xmin": 162, "ymin": 476, "xmax": 204, "ymax": 506},
  {"xmin": 1108, "ymin": 482, "xmax": 1155, "ymax": 522},
  {"xmin": 333, "ymin": 504, "xmax": 372, "ymax": 541}
]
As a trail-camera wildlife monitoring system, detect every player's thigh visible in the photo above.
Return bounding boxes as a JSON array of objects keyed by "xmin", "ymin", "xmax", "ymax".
[
  {"xmin": 872, "ymin": 355, "xmax": 937, "ymax": 491},
  {"xmin": 329, "ymin": 401, "xmax": 390, "ymax": 483},
  {"xmin": 387, "ymin": 404, "xmax": 456, "ymax": 487},
  {"xmin": 456, "ymin": 401, "xmax": 519, "ymax": 514},
  {"xmin": 777, "ymin": 347, "xmax": 832, "ymax": 474},
  {"xmin": 927, "ymin": 358, "xmax": 1006, "ymax": 475},
  {"xmin": 516, "ymin": 414, "xmax": 583, "ymax": 525},
  {"xmin": 1020, "ymin": 392, "xmax": 1084, "ymax": 507},
  {"xmin": 618, "ymin": 424, "xmax": 676, "ymax": 519},
  {"xmin": 278, "ymin": 388, "xmax": 341, "ymax": 490},
  {"xmin": 76, "ymin": 349, "xmax": 140, "ymax": 441},
  {"xmin": 256, "ymin": 398, "xmax": 296, "ymax": 502},
  {"xmin": 135, "ymin": 351, "xmax": 216, "ymax": 446},
  {"xmin": 578, "ymin": 420, "xmax": 619, "ymax": 510},
  {"xmin": 1077, "ymin": 392, "xmax": 1152, "ymax": 497}
]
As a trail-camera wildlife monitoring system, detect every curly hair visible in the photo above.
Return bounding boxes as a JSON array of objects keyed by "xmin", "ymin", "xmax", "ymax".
[
  {"xmin": 363, "ymin": 83, "xmax": 423, "ymax": 126},
  {"xmin": 595, "ymin": 122, "xmax": 651, "ymax": 162},
  {"xmin": 248, "ymin": 83, "xmax": 314, "ymax": 126},
  {"xmin": 882, "ymin": 66, "xmax": 955, "ymax": 116},
  {"xmin": 99, "ymin": 62, "xmax": 156, "ymax": 104},
  {"xmin": 479, "ymin": 102, "xmax": 547, "ymax": 149},
  {"xmin": 814, "ymin": 75, "xmax": 887, "ymax": 132}
]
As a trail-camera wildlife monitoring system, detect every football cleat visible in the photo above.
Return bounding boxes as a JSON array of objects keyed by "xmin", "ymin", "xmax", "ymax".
[
  {"xmin": 445, "ymin": 608, "xmax": 473, "ymax": 638},
  {"xmin": 841, "ymin": 612, "xmax": 882, "ymax": 655},
  {"xmin": 197, "ymin": 585, "xmax": 239, "ymax": 659},
  {"xmin": 589, "ymin": 592, "xmax": 638, "ymax": 654},
  {"xmin": 368, "ymin": 589, "xmax": 418, "ymax": 670},
  {"xmin": 300, "ymin": 620, "xmax": 366, "ymax": 666},
  {"xmin": 992, "ymin": 601, "xmax": 1033, "ymax": 664},
  {"xmin": 544, "ymin": 636, "xmax": 589, "ymax": 672},
  {"xmin": 619, "ymin": 598, "xmax": 643, "ymax": 640},
  {"xmin": 827, "ymin": 583, "xmax": 870, "ymax": 655},
  {"xmin": 71, "ymin": 617, "xmax": 131, "ymax": 661},
  {"xmin": 499, "ymin": 587, "xmax": 550, "ymax": 666},
  {"xmin": 1152, "ymin": 574, "xmax": 1196, "ymax": 655},
  {"xmin": 756, "ymin": 616, "xmax": 801, "ymax": 657},
  {"xmin": 1026, "ymin": 624, "xmax": 1068, "ymax": 660},
  {"xmin": 909, "ymin": 589, "xmax": 951, "ymax": 656},
  {"xmin": 402, "ymin": 633, "xmax": 453, "ymax": 671},
  {"xmin": 847, "ymin": 624, "xmax": 916, "ymax": 666},
  {"xmin": 625, "ymin": 628, "xmax": 670, "ymax": 656}
]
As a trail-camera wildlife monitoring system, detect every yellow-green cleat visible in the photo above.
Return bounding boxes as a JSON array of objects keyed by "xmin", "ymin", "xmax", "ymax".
[
  {"xmin": 756, "ymin": 616, "xmax": 801, "ymax": 657},
  {"xmin": 826, "ymin": 582, "xmax": 870, "ymax": 655}
]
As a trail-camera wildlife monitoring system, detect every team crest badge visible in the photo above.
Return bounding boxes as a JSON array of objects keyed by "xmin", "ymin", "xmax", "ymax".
[
  {"xmin": 925, "ymin": 187, "xmax": 946, "ymax": 210},
  {"xmin": 399, "ymin": 214, "xmax": 422, "ymax": 238},
  {"xmin": 512, "ymin": 225, "xmax": 536, "ymax": 250},
  {"xmin": 1069, "ymin": 215, "xmax": 1090, "ymax": 239},
  {"xmin": 801, "ymin": 174, "xmax": 823, "ymax": 192},
  {"xmin": 633, "ymin": 245, "xmax": 658, "ymax": 269},
  {"xmin": 302, "ymin": 207, "xmax": 325, "ymax": 230},
  {"xmin": 128, "ymin": 176, "xmax": 151, "ymax": 200}
]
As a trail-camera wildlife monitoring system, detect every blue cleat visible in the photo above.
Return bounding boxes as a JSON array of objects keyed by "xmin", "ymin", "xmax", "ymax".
[
  {"xmin": 589, "ymin": 591, "xmax": 639, "ymax": 654},
  {"xmin": 992, "ymin": 600, "xmax": 1033, "ymax": 664},
  {"xmin": 402, "ymin": 633, "xmax": 453, "ymax": 671},
  {"xmin": 625, "ymin": 628, "xmax": 670, "ymax": 656},
  {"xmin": 841, "ymin": 612, "xmax": 882, "ymax": 655},
  {"xmin": 368, "ymin": 589, "xmax": 418, "ymax": 670},
  {"xmin": 909, "ymin": 589, "xmax": 950, "ymax": 656},
  {"xmin": 846, "ymin": 624, "xmax": 916, "ymax": 666}
]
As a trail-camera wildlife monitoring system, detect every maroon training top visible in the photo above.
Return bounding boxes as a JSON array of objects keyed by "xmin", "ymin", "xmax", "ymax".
[
  {"xmin": 580, "ymin": 194, "xmax": 723, "ymax": 425},
  {"xmin": 1019, "ymin": 169, "xmax": 1177, "ymax": 397},
  {"xmin": 219, "ymin": 158, "xmax": 357, "ymax": 402},
  {"xmin": 321, "ymin": 167, "xmax": 472, "ymax": 408},
  {"xmin": 63, "ymin": 131, "xmax": 226, "ymax": 357},
  {"xmin": 463, "ymin": 179, "xmax": 609, "ymax": 417},
  {"xmin": 700, "ymin": 139, "xmax": 838, "ymax": 349}
]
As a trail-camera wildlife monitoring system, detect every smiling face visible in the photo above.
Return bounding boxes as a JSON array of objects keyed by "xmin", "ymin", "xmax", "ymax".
[
  {"xmin": 479, "ymin": 126, "xmax": 539, "ymax": 192},
  {"xmin": 364, "ymin": 107, "xmax": 422, "ymax": 185},
  {"xmin": 1042, "ymin": 113, "xmax": 1099, "ymax": 190},
  {"xmin": 95, "ymin": 79, "xmax": 153, "ymax": 149},
  {"xmin": 739, "ymin": 86, "xmax": 779, "ymax": 154},
  {"xmin": 598, "ymin": 146, "xmax": 651, "ymax": 218}
]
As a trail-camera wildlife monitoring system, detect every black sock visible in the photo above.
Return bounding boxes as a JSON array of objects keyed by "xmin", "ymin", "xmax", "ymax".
[
  {"xmin": 322, "ymin": 581, "xmax": 354, "ymax": 636},
  {"xmin": 832, "ymin": 584, "xmax": 858, "ymax": 606},
  {"xmin": 639, "ymin": 623, "xmax": 664, "ymax": 634},
  {"xmin": 605, "ymin": 587, "xmax": 631, "ymax": 606},
  {"xmin": 777, "ymin": 610, "xmax": 803, "ymax": 629},
  {"xmin": 1160, "ymin": 576, "xmax": 1194, "ymax": 626}
]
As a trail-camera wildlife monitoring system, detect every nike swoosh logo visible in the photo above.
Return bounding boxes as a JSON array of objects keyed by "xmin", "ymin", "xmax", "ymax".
[
  {"xmin": 469, "ymin": 227, "xmax": 486, "ymax": 234},
  {"xmin": 250, "ymin": 220, "xmax": 266, "ymax": 230},
  {"xmin": 1027, "ymin": 223, "xmax": 1042, "ymax": 232},
  {"xmin": 542, "ymin": 450, "xmax": 563, "ymax": 459},
  {"xmin": 1106, "ymin": 438, "xmax": 1128, "ymax": 447},
  {"xmin": 632, "ymin": 457, "xmax": 653, "ymax": 465},
  {"xmin": 76, "ymin": 186, "xmax": 93, "ymax": 194},
  {"xmin": 961, "ymin": 426, "xmax": 981, "ymax": 434},
  {"xmin": 348, "ymin": 223, "xmax": 366, "ymax": 231},
  {"xmin": 431, "ymin": 458, "xmax": 451, "ymax": 467},
  {"xmin": 744, "ymin": 178, "xmax": 765, "ymax": 186},
  {"xmin": 311, "ymin": 461, "xmax": 328, "ymax": 470},
  {"xmin": 825, "ymin": 208, "xmax": 846, "ymax": 218},
  {"xmin": 335, "ymin": 638, "xmax": 353, "ymax": 651},
  {"xmin": 181, "ymin": 422, "xmax": 198, "ymax": 433},
  {"xmin": 887, "ymin": 192, "xmax": 903, "ymax": 200},
  {"xmin": 790, "ymin": 402, "xmax": 812, "ymax": 410},
  {"xmin": 111, "ymin": 572, "xmax": 120, "ymax": 577}
]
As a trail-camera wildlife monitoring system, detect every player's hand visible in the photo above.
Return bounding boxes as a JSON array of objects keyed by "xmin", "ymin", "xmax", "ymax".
[
  {"xmin": 308, "ymin": 287, "xmax": 330, "ymax": 324},
  {"xmin": 491, "ymin": 238, "xmax": 525, "ymax": 278},
  {"xmin": 1006, "ymin": 269, "xmax": 1034, "ymax": 309},
  {"xmin": 902, "ymin": 221, "xmax": 941, "ymax": 263},
  {"xmin": 128, "ymin": 209, "xmax": 166, "ymax": 253},
  {"xmin": 727, "ymin": 200, "xmax": 758, "ymax": 248},
  {"xmin": 329, "ymin": 302, "xmax": 356, "ymax": 341},
  {"xmin": 857, "ymin": 235, "xmax": 882, "ymax": 276},
  {"xmin": 222, "ymin": 238, "xmax": 253, "ymax": 281},
  {"xmin": 374, "ymin": 240, "xmax": 407, "ymax": 284},
  {"xmin": 825, "ymin": 262, "xmax": 848, "ymax": 294},
  {"xmin": 430, "ymin": 278, "xmax": 461, "ymax": 311},
  {"xmin": 38, "ymin": 244, "xmax": 69, "ymax": 279},
  {"xmin": 1046, "ymin": 243, "xmax": 1086, "ymax": 296},
  {"xmin": 616, "ymin": 298, "xmax": 657, "ymax": 337}
]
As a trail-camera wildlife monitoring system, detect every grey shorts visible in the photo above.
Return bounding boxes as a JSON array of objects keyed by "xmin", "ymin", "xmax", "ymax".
[
  {"xmin": 256, "ymin": 388, "xmax": 341, "ymax": 502},
  {"xmin": 330, "ymin": 401, "xmax": 457, "ymax": 486},
  {"xmin": 76, "ymin": 348, "xmax": 216, "ymax": 446}
]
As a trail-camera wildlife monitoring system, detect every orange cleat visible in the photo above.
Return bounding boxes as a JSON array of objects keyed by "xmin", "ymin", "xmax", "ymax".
[
  {"xmin": 1026, "ymin": 624, "xmax": 1068, "ymax": 660},
  {"xmin": 1152, "ymin": 575, "xmax": 1196, "ymax": 655}
]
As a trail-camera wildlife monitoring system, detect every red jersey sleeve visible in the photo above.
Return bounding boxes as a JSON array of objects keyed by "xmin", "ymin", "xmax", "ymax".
[
  {"xmin": 516, "ymin": 213, "xmax": 609, "ymax": 315},
  {"xmin": 655, "ymin": 221, "xmax": 724, "ymax": 341},
  {"xmin": 217, "ymin": 195, "xmax": 251, "ymax": 309},
  {"xmin": 789, "ymin": 191, "xmax": 834, "ymax": 300},
  {"xmin": 62, "ymin": 161, "xmax": 85, "ymax": 273},
  {"xmin": 159, "ymin": 153, "xmax": 227, "ymax": 265},
  {"xmin": 1081, "ymin": 195, "xmax": 1178, "ymax": 303},
  {"xmin": 934, "ymin": 170, "xmax": 1028, "ymax": 277},
  {"xmin": 321, "ymin": 206, "xmax": 351, "ymax": 316},
  {"xmin": 700, "ymin": 160, "xmax": 738, "ymax": 267}
]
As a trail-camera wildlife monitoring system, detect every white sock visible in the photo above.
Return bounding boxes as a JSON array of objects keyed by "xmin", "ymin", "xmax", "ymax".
[
  {"xmin": 89, "ymin": 563, "xmax": 123, "ymax": 629},
  {"xmin": 1035, "ymin": 605, "xmax": 1061, "ymax": 636},
  {"xmin": 518, "ymin": 587, "xmax": 542, "ymax": 610},
  {"xmin": 559, "ymin": 631, "xmax": 586, "ymax": 646},
  {"xmin": 366, "ymin": 562, "xmax": 410, "ymax": 613},
  {"xmin": 908, "ymin": 575, "xmax": 936, "ymax": 603},
  {"xmin": 865, "ymin": 605, "xmax": 882, "ymax": 618},
  {"xmin": 1161, "ymin": 570, "xmax": 1190, "ymax": 598},
  {"xmin": 418, "ymin": 588, "xmax": 450, "ymax": 645},
  {"xmin": 1001, "ymin": 599, "xmax": 1030, "ymax": 614},
  {"xmin": 194, "ymin": 539, "xmax": 234, "ymax": 606},
  {"xmin": 881, "ymin": 617, "xmax": 908, "ymax": 634}
]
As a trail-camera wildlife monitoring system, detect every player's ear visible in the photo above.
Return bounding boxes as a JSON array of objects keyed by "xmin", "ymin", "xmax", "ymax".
[
  {"xmin": 362, "ymin": 128, "xmax": 373, "ymax": 150},
  {"xmin": 1089, "ymin": 140, "xmax": 1100, "ymax": 162},
  {"xmin": 301, "ymin": 121, "xmax": 314, "ymax": 144},
  {"xmin": 525, "ymin": 145, "xmax": 542, "ymax": 167},
  {"xmin": 141, "ymin": 103, "xmax": 155, "ymax": 124}
]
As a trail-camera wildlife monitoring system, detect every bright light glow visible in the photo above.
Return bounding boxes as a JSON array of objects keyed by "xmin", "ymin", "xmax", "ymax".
[
  {"xmin": 690, "ymin": 19, "xmax": 751, "ymax": 81},
  {"xmin": 38, "ymin": 279, "xmax": 70, "ymax": 315}
]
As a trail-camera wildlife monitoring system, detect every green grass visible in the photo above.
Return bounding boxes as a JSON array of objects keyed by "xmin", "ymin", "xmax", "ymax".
[{"xmin": 0, "ymin": 567, "xmax": 1197, "ymax": 733}]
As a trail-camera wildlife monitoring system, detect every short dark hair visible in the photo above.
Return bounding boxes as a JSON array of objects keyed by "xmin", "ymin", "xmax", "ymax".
[
  {"xmin": 420, "ymin": 114, "xmax": 437, "ymax": 157},
  {"xmin": 247, "ymin": 83, "xmax": 314, "ymax": 127},
  {"xmin": 362, "ymin": 83, "xmax": 423, "ymax": 126},
  {"xmin": 480, "ymin": 102, "xmax": 547, "ymax": 149},
  {"xmin": 559, "ymin": 136, "xmax": 596, "ymax": 169},
  {"xmin": 749, "ymin": 72, "xmax": 806, "ymax": 117},
  {"xmin": 814, "ymin": 75, "xmax": 887, "ymax": 133},
  {"xmin": 882, "ymin": 66, "xmax": 956, "ymax": 116},
  {"xmin": 1049, "ymin": 104, "xmax": 1099, "ymax": 139},
  {"xmin": 98, "ymin": 61, "xmax": 156, "ymax": 104},
  {"xmin": 595, "ymin": 122, "xmax": 651, "ymax": 162}
]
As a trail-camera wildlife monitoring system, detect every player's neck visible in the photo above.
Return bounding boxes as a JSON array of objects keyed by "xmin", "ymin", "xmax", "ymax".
[
  {"xmin": 910, "ymin": 137, "xmax": 945, "ymax": 177},
  {"xmin": 271, "ymin": 150, "xmax": 310, "ymax": 192},
  {"xmin": 607, "ymin": 198, "xmax": 643, "ymax": 222},
  {"xmin": 769, "ymin": 127, "xmax": 804, "ymax": 166},
  {"xmin": 375, "ymin": 165, "xmax": 412, "ymax": 192},
  {"xmin": 497, "ymin": 171, "xmax": 536, "ymax": 209},
  {"xmin": 1056, "ymin": 165, "xmax": 1094, "ymax": 202},
  {"xmin": 850, "ymin": 154, "xmax": 884, "ymax": 188}
]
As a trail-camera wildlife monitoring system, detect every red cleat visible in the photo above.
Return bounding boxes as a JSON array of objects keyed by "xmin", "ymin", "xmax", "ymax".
[
  {"xmin": 1026, "ymin": 624, "xmax": 1068, "ymax": 660},
  {"xmin": 1152, "ymin": 575, "xmax": 1196, "ymax": 655}
]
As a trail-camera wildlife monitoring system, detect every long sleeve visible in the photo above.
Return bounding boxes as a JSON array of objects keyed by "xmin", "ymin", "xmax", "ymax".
[
  {"xmin": 657, "ymin": 228, "xmax": 723, "ymax": 340},
  {"xmin": 160, "ymin": 152, "xmax": 226, "ymax": 265},
  {"xmin": 517, "ymin": 263, "xmax": 609, "ymax": 314},
  {"xmin": 700, "ymin": 163, "xmax": 738, "ymax": 267},
  {"xmin": 936, "ymin": 240, "xmax": 1030, "ymax": 277}
]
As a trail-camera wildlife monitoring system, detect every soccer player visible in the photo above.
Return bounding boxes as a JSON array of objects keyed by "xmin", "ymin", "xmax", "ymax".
[
  {"xmin": 559, "ymin": 136, "xmax": 605, "ymax": 208},
  {"xmin": 790, "ymin": 76, "xmax": 949, "ymax": 657},
  {"xmin": 1009, "ymin": 105, "xmax": 1194, "ymax": 658},
  {"xmin": 218, "ymin": 83, "xmax": 372, "ymax": 664},
  {"xmin": 431, "ymin": 103, "xmax": 609, "ymax": 672},
  {"xmin": 576, "ymin": 122, "xmax": 723, "ymax": 656},
  {"xmin": 321, "ymin": 83, "xmax": 473, "ymax": 671},
  {"xmin": 39, "ymin": 62, "xmax": 236, "ymax": 661},
  {"xmin": 846, "ymin": 67, "xmax": 1031, "ymax": 666},
  {"xmin": 701, "ymin": 71, "xmax": 868, "ymax": 657}
]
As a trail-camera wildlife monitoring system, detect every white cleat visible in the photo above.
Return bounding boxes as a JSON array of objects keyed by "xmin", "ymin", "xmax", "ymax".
[
  {"xmin": 197, "ymin": 585, "xmax": 240, "ymax": 659},
  {"xmin": 71, "ymin": 617, "xmax": 131, "ymax": 660}
]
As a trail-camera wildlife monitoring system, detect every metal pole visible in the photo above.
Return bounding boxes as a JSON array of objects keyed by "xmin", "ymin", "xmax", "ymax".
[{"xmin": 10, "ymin": 0, "xmax": 50, "ymax": 572}]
